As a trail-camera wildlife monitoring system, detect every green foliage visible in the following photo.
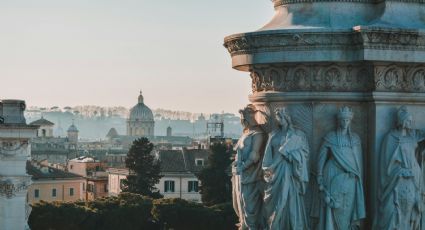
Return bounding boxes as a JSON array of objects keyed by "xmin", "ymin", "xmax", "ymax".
[
  {"xmin": 28, "ymin": 193, "xmax": 157, "ymax": 230},
  {"xmin": 151, "ymin": 198, "xmax": 237, "ymax": 230},
  {"xmin": 28, "ymin": 201, "xmax": 93, "ymax": 230},
  {"xmin": 29, "ymin": 194, "xmax": 237, "ymax": 230},
  {"xmin": 122, "ymin": 137, "xmax": 163, "ymax": 198},
  {"xmin": 197, "ymin": 143, "xmax": 233, "ymax": 206}
]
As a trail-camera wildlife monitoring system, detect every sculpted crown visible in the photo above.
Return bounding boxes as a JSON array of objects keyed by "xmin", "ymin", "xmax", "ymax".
[{"xmin": 338, "ymin": 106, "xmax": 354, "ymax": 120}]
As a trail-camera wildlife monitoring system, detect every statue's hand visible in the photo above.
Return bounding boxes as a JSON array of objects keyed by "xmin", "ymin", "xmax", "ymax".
[{"xmin": 317, "ymin": 175, "xmax": 324, "ymax": 191}]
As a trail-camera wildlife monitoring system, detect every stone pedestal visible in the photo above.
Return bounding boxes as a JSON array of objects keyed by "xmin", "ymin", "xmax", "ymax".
[
  {"xmin": 225, "ymin": 1, "xmax": 425, "ymax": 229},
  {"xmin": 0, "ymin": 100, "xmax": 37, "ymax": 230}
]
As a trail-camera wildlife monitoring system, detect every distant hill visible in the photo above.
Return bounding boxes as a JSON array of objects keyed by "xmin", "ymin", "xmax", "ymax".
[{"xmin": 25, "ymin": 106, "xmax": 242, "ymax": 140}]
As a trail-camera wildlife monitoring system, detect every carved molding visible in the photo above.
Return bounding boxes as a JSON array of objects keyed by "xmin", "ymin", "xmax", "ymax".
[
  {"xmin": 224, "ymin": 30, "xmax": 425, "ymax": 57},
  {"xmin": 250, "ymin": 64, "xmax": 373, "ymax": 93},
  {"xmin": 249, "ymin": 63, "xmax": 425, "ymax": 93},
  {"xmin": 374, "ymin": 65, "xmax": 425, "ymax": 92},
  {"xmin": 272, "ymin": 0, "xmax": 425, "ymax": 6},
  {"xmin": 273, "ymin": 0, "xmax": 373, "ymax": 6},
  {"xmin": 0, "ymin": 179, "xmax": 30, "ymax": 199}
]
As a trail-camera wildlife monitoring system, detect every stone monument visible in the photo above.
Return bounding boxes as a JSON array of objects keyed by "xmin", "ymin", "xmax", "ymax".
[
  {"xmin": 225, "ymin": 1, "xmax": 425, "ymax": 229},
  {"xmin": 0, "ymin": 100, "xmax": 38, "ymax": 230}
]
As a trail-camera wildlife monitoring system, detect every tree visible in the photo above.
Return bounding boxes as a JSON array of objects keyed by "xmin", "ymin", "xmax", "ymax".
[
  {"xmin": 197, "ymin": 142, "xmax": 233, "ymax": 206},
  {"xmin": 122, "ymin": 137, "xmax": 163, "ymax": 198}
]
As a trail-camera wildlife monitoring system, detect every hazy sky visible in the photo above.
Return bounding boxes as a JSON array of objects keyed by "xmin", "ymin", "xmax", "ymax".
[{"xmin": 0, "ymin": 0, "xmax": 272, "ymax": 114}]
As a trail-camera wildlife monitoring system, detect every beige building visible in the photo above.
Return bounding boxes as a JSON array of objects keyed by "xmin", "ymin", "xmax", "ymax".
[
  {"xmin": 27, "ymin": 161, "xmax": 85, "ymax": 204},
  {"xmin": 67, "ymin": 156, "xmax": 108, "ymax": 200},
  {"xmin": 107, "ymin": 168, "xmax": 129, "ymax": 196},
  {"xmin": 108, "ymin": 149, "xmax": 210, "ymax": 203}
]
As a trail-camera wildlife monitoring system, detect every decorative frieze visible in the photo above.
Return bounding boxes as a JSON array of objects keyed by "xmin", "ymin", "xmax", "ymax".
[
  {"xmin": 0, "ymin": 179, "xmax": 30, "ymax": 199},
  {"xmin": 250, "ymin": 64, "xmax": 373, "ymax": 93},
  {"xmin": 249, "ymin": 63, "xmax": 425, "ymax": 93},
  {"xmin": 374, "ymin": 65, "xmax": 425, "ymax": 92}
]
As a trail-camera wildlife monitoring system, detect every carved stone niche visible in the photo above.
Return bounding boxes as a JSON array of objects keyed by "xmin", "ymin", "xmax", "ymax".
[{"xmin": 249, "ymin": 63, "xmax": 425, "ymax": 94}]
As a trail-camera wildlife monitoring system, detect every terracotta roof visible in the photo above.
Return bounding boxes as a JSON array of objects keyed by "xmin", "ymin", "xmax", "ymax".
[{"xmin": 29, "ymin": 117, "xmax": 54, "ymax": 126}]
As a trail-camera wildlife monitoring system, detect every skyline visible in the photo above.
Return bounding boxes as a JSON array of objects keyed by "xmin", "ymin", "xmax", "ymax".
[{"xmin": 0, "ymin": 1, "xmax": 272, "ymax": 114}]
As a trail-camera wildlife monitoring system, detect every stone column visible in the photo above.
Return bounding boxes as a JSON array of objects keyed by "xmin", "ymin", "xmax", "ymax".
[
  {"xmin": 225, "ymin": 1, "xmax": 425, "ymax": 229},
  {"xmin": 0, "ymin": 100, "xmax": 38, "ymax": 230}
]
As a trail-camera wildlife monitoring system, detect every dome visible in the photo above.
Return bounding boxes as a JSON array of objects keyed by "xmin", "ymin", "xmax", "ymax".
[
  {"xmin": 129, "ymin": 92, "xmax": 154, "ymax": 122},
  {"xmin": 67, "ymin": 123, "xmax": 78, "ymax": 132}
]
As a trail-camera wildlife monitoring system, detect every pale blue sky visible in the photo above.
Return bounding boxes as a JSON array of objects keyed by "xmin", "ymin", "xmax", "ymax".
[{"xmin": 0, "ymin": 0, "xmax": 272, "ymax": 113}]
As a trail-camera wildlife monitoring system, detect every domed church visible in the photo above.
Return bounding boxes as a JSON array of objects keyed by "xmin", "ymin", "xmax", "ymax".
[{"xmin": 127, "ymin": 91, "xmax": 155, "ymax": 136}]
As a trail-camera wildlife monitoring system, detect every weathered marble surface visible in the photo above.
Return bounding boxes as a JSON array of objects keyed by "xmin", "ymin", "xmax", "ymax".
[
  {"xmin": 375, "ymin": 106, "xmax": 425, "ymax": 230},
  {"xmin": 262, "ymin": 107, "xmax": 309, "ymax": 230},
  {"xmin": 0, "ymin": 100, "xmax": 37, "ymax": 230},
  {"xmin": 232, "ymin": 105, "xmax": 267, "ymax": 230},
  {"xmin": 314, "ymin": 106, "xmax": 365, "ymax": 230},
  {"xmin": 226, "ymin": 0, "xmax": 425, "ymax": 229}
]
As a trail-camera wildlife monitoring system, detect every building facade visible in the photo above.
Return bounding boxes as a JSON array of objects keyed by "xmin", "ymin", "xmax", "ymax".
[
  {"xmin": 107, "ymin": 149, "xmax": 210, "ymax": 202},
  {"xmin": 27, "ymin": 161, "xmax": 85, "ymax": 204}
]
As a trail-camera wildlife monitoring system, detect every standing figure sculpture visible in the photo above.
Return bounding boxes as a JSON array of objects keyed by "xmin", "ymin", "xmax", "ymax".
[
  {"xmin": 316, "ymin": 106, "xmax": 365, "ymax": 230},
  {"xmin": 375, "ymin": 106, "xmax": 425, "ymax": 230},
  {"xmin": 262, "ymin": 107, "xmax": 310, "ymax": 230},
  {"xmin": 232, "ymin": 104, "xmax": 267, "ymax": 230}
]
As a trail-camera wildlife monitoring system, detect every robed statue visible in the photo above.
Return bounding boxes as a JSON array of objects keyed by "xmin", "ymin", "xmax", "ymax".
[
  {"xmin": 232, "ymin": 104, "xmax": 267, "ymax": 230},
  {"xmin": 315, "ymin": 106, "xmax": 366, "ymax": 229},
  {"xmin": 262, "ymin": 107, "xmax": 310, "ymax": 230},
  {"xmin": 375, "ymin": 106, "xmax": 425, "ymax": 230}
]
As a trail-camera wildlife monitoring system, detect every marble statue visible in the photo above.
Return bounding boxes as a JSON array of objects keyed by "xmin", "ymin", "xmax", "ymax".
[
  {"xmin": 375, "ymin": 106, "xmax": 425, "ymax": 230},
  {"xmin": 262, "ymin": 107, "xmax": 309, "ymax": 230},
  {"xmin": 315, "ymin": 106, "xmax": 365, "ymax": 230},
  {"xmin": 232, "ymin": 104, "xmax": 267, "ymax": 230}
]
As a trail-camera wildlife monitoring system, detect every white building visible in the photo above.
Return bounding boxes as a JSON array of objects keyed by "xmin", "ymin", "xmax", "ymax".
[
  {"xmin": 0, "ymin": 100, "xmax": 38, "ymax": 230},
  {"xmin": 108, "ymin": 149, "xmax": 210, "ymax": 202},
  {"xmin": 29, "ymin": 117, "xmax": 54, "ymax": 138}
]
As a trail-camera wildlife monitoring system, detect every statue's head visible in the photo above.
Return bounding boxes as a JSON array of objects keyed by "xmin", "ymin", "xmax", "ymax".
[
  {"xmin": 275, "ymin": 107, "xmax": 292, "ymax": 130},
  {"xmin": 397, "ymin": 106, "xmax": 413, "ymax": 129},
  {"xmin": 239, "ymin": 104, "xmax": 257, "ymax": 129},
  {"xmin": 337, "ymin": 106, "xmax": 354, "ymax": 130}
]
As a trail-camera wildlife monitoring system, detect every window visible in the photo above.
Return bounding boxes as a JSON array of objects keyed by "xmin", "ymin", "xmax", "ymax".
[
  {"xmin": 34, "ymin": 189, "xmax": 40, "ymax": 198},
  {"xmin": 95, "ymin": 166, "xmax": 100, "ymax": 171},
  {"xmin": 164, "ymin": 180, "xmax": 175, "ymax": 193},
  {"xmin": 52, "ymin": 188, "xmax": 57, "ymax": 197},
  {"xmin": 82, "ymin": 183, "xmax": 85, "ymax": 191},
  {"xmin": 69, "ymin": 188, "xmax": 74, "ymax": 196},
  {"xmin": 70, "ymin": 165, "xmax": 73, "ymax": 170},
  {"xmin": 195, "ymin": 159, "xmax": 204, "ymax": 166},
  {"xmin": 87, "ymin": 184, "xmax": 94, "ymax": 192},
  {"xmin": 104, "ymin": 184, "xmax": 108, "ymax": 192},
  {"xmin": 188, "ymin": 181, "xmax": 199, "ymax": 193}
]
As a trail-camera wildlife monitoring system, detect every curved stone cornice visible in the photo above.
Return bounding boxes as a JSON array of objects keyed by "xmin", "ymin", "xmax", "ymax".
[
  {"xmin": 224, "ymin": 28, "xmax": 425, "ymax": 69},
  {"xmin": 272, "ymin": 0, "xmax": 373, "ymax": 6}
]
